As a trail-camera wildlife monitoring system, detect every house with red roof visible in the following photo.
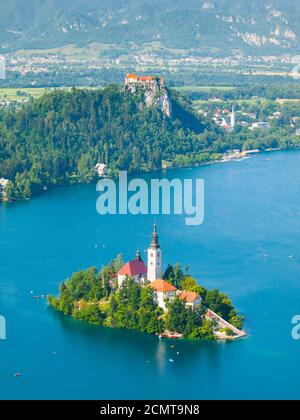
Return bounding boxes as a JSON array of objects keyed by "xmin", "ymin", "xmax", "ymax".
[
  {"xmin": 117, "ymin": 249, "xmax": 147, "ymax": 288},
  {"xmin": 149, "ymin": 279, "xmax": 177, "ymax": 311},
  {"xmin": 179, "ymin": 291, "xmax": 202, "ymax": 310}
]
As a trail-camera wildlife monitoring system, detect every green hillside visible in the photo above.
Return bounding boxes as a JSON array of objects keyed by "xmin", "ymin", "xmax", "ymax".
[{"xmin": 0, "ymin": 85, "xmax": 220, "ymax": 200}]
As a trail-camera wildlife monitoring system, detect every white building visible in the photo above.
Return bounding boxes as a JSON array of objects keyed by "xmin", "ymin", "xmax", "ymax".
[
  {"xmin": 179, "ymin": 291, "xmax": 202, "ymax": 310},
  {"xmin": 116, "ymin": 224, "xmax": 203, "ymax": 312},
  {"xmin": 250, "ymin": 122, "xmax": 271, "ymax": 130},
  {"xmin": 95, "ymin": 163, "xmax": 107, "ymax": 177},
  {"xmin": 147, "ymin": 223, "xmax": 162, "ymax": 282},
  {"xmin": 0, "ymin": 178, "xmax": 9, "ymax": 198},
  {"xmin": 230, "ymin": 106, "xmax": 236, "ymax": 131},
  {"xmin": 149, "ymin": 279, "xmax": 177, "ymax": 312}
]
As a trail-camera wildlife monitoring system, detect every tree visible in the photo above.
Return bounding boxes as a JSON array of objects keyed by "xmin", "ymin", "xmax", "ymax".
[
  {"xmin": 73, "ymin": 304, "xmax": 104, "ymax": 326},
  {"xmin": 3, "ymin": 180, "xmax": 15, "ymax": 201},
  {"xmin": 180, "ymin": 276, "xmax": 197, "ymax": 291},
  {"xmin": 188, "ymin": 320, "xmax": 214, "ymax": 340},
  {"xmin": 0, "ymin": 86, "xmax": 222, "ymax": 202}
]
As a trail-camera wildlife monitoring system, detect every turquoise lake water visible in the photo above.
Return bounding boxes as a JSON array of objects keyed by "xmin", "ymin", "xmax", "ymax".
[{"xmin": 1, "ymin": 150, "xmax": 300, "ymax": 400}]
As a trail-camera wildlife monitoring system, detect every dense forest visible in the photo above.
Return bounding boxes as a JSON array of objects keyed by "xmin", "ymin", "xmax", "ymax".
[
  {"xmin": 48, "ymin": 258, "xmax": 244, "ymax": 340},
  {"xmin": 1, "ymin": 83, "xmax": 300, "ymax": 202},
  {"xmin": 0, "ymin": 84, "xmax": 221, "ymax": 201}
]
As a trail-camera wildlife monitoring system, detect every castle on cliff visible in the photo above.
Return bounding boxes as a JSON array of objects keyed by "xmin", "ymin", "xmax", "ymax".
[{"xmin": 124, "ymin": 74, "xmax": 172, "ymax": 118}]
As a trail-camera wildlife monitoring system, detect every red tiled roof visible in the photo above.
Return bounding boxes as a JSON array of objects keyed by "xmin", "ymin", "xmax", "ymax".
[
  {"xmin": 126, "ymin": 73, "xmax": 138, "ymax": 79},
  {"xmin": 149, "ymin": 279, "xmax": 177, "ymax": 293},
  {"xmin": 118, "ymin": 260, "xmax": 147, "ymax": 277},
  {"xmin": 139, "ymin": 76, "xmax": 153, "ymax": 81},
  {"xmin": 179, "ymin": 291, "xmax": 200, "ymax": 303},
  {"xmin": 126, "ymin": 74, "xmax": 154, "ymax": 82}
]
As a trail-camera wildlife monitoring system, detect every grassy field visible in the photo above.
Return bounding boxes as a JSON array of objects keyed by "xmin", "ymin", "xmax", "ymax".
[
  {"xmin": 0, "ymin": 87, "xmax": 55, "ymax": 102},
  {"xmin": 175, "ymin": 86, "xmax": 236, "ymax": 93},
  {"xmin": 0, "ymin": 86, "xmax": 102, "ymax": 102}
]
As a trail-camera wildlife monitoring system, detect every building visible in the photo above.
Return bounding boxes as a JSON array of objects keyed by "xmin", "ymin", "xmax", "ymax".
[
  {"xmin": 125, "ymin": 73, "xmax": 171, "ymax": 118},
  {"xmin": 249, "ymin": 122, "xmax": 271, "ymax": 130},
  {"xmin": 125, "ymin": 74, "xmax": 165, "ymax": 85},
  {"xmin": 230, "ymin": 106, "xmax": 236, "ymax": 131},
  {"xmin": 117, "ymin": 223, "xmax": 203, "ymax": 312},
  {"xmin": 0, "ymin": 178, "xmax": 9, "ymax": 199},
  {"xmin": 117, "ymin": 249, "xmax": 147, "ymax": 288},
  {"xmin": 214, "ymin": 106, "xmax": 235, "ymax": 132},
  {"xmin": 296, "ymin": 129, "xmax": 300, "ymax": 136},
  {"xmin": 179, "ymin": 291, "xmax": 202, "ymax": 310},
  {"xmin": 149, "ymin": 279, "xmax": 177, "ymax": 311},
  {"xmin": 147, "ymin": 223, "xmax": 162, "ymax": 282},
  {"xmin": 95, "ymin": 163, "xmax": 107, "ymax": 177}
]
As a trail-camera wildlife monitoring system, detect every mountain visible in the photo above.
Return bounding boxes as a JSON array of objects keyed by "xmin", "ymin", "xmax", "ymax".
[{"xmin": 1, "ymin": 0, "xmax": 300, "ymax": 55}]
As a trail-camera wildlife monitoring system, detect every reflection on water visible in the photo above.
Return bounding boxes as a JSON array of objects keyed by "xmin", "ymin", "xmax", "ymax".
[
  {"xmin": 50, "ymin": 306, "xmax": 226, "ymax": 382},
  {"xmin": 155, "ymin": 340, "xmax": 167, "ymax": 375}
]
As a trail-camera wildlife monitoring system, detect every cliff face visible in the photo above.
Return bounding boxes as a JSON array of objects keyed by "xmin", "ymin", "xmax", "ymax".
[{"xmin": 125, "ymin": 75, "xmax": 172, "ymax": 118}]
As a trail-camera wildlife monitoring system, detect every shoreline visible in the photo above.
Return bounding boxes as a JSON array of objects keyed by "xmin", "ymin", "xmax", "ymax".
[{"xmin": 1, "ymin": 146, "xmax": 299, "ymax": 205}]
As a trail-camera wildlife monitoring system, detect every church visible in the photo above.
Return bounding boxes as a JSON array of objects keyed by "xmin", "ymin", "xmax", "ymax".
[
  {"xmin": 117, "ymin": 223, "xmax": 163, "ymax": 288},
  {"xmin": 117, "ymin": 223, "xmax": 201, "ymax": 312}
]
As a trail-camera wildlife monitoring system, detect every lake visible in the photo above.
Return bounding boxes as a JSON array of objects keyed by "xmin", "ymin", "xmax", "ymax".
[{"xmin": 1, "ymin": 150, "xmax": 300, "ymax": 400}]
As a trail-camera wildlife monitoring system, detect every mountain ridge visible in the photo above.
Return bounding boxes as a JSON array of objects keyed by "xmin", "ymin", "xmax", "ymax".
[{"xmin": 1, "ymin": 0, "xmax": 300, "ymax": 54}]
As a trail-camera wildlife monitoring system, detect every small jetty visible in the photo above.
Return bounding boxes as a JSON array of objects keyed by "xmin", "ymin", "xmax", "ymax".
[
  {"xmin": 158, "ymin": 331, "xmax": 183, "ymax": 339},
  {"xmin": 206, "ymin": 309, "xmax": 247, "ymax": 340},
  {"xmin": 157, "ymin": 311, "xmax": 246, "ymax": 341}
]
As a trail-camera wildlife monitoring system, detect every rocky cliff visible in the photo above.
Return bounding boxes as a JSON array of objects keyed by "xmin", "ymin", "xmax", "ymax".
[{"xmin": 125, "ymin": 75, "xmax": 172, "ymax": 118}]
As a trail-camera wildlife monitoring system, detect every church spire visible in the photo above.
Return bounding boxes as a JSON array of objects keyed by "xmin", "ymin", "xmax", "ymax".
[
  {"xmin": 136, "ymin": 248, "xmax": 142, "ymax": 261},
  {"xmin": 150, "ymin": 222, "xmax": 160, "ymax": 249},
  {"xmin": 147, "ymin": 222, "xmax": 162, "ymax": 282}
]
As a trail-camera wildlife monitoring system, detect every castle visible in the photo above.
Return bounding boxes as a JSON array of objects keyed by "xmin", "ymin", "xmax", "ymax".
[
  {"xmin": 124, "ymin": 74, "xmax": 172, "ymax": 118},
  {"xmin": 125, "ymin": 74, "xmax": 165, "ymax": 85},
  {"xmin": 117, "ymin": 224, "xmax": 202, "ymax": 312}
]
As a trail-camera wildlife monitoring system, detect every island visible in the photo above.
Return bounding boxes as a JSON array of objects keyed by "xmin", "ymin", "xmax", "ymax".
[{"xmin": 48, "ymin": 224, "xmax": 245, "ymax": 341}]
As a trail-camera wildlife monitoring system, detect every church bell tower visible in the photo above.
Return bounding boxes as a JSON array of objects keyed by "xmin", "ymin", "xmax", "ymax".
[{"xmin": 147, "ymin": 223, "xmax": 162, "ymax": 282}]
